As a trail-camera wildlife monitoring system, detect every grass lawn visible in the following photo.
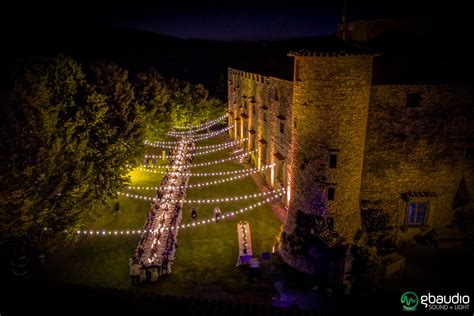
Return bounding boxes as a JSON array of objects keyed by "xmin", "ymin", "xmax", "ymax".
[{"xmin": 43, "ymin": 134, "xmax": 283, "ymax": 303}]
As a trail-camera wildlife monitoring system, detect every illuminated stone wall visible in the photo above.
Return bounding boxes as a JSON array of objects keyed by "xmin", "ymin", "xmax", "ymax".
[
  {"xmin": 284, "ymin": 54, "xmax": 374, "ymax": 243},
  {"xmin": 228, "ymin": 68, "xmax": 293, "ymax": 204},
  {"xmin": 361, "ymin": 85, "xmax": 474, "ymax": 237},
  {"xmin": 228, "ymin": 55, "xmax": 474, "ymax": 276}
]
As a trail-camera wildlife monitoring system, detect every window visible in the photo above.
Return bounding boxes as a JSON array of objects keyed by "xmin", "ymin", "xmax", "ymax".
[
  {"xmin": 406, "ymin": 93, "xmax": 422, "ymax": 108},
  {"xmin": 280, "ymin": 122, "xmax": 284, "ymax": 134},
  {"xmin": 263, "ymin": 112, "xmax": 267, "ymax": 122},
  {"xmin": 293, "ymin": 120, "xmax": 297, "ymax": 128},
  {"xmin": 327, "ymin": 187, "xmax": 335, "ymax": 201},
  {"xmin": 277, "ymin": 163, "xmax": 284, "ymax": 183},
  {"xmin": 295, "ymin": 59, "xmax": 301, "ymax": 81},
  {"xmin": 329, "ymin": 154, "xmax": 337, "ymax": 168},
  {"xmin": 252, "ymin": 105, "xmax": 256, "ymax": 115},
  {"xmin": 261, "ymin": 146, "xmax": 267, "ymax": 164},
  {"xmin": 464, "ymin": 146, "xmax": 474, "ymax": 160},
  {"xmin": 407, "ymin": 202, "xmax": 427, "ymax": 225}
]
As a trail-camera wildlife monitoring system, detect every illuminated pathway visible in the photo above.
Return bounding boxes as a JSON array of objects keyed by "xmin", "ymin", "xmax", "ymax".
[
  {"xmin": 128, "ymin": 116, "xmax": 284, "ymax": 278},
  {"xmin": 133, "ymin": 135, "xmax": 194, "ymax": 274}
]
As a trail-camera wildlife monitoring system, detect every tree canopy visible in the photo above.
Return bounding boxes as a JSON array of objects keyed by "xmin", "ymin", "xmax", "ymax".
[
  {"xmin": 137, "ymin": 74, "xmax": 226, "ymax": 140},
  {"xmin": 0, "ymin": 54, "xmax": 224, "ymax": 253}
]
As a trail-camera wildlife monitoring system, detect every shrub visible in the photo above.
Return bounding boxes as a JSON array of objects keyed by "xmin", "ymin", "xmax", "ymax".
[
  {"xmin": 361, "ymin": 208, "xmax": 389, "ymax": 233},
  {"xmin": 350, "ymin": 244, "xmax": 384, "ymax": 295}
]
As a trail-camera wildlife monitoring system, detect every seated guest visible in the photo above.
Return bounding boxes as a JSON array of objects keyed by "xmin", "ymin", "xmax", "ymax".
[
  {"xmin": 191, "ymin": 207, "xmax": 197, "ymax": 219},
  {"xmin": 162, "ymin": 256, "xmax": 169, "ymax": 274},
  {"xmin": 214, "ymin": 206, "xmax": 222, "ymax": 223},
  {"xmin": 150, "ymin": 266, "xmax": 159, "ymax": 282},
  {"xmin": 137, "ymin": 245, "xmax": 144, "ymax": 258},
  {"xmin": 130, "ymin": 259, "xmax": 141, "ymax": 284},
  {"xmin": 146, "ymin": 268, "xmax": 152, "ymax": 282},
  {"xmin": 139, "ymin": 267, "xmax": 147, "ymax": 283}
]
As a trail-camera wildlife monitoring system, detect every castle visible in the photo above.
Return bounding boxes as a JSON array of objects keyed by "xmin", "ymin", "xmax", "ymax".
[{"xmin": 227, "ymin": 18, "xmax": 474, "ymax": 274}]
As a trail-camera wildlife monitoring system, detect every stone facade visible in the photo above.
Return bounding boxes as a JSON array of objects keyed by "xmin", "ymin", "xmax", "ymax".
[
  {"xmin": 361, "ymin": 85, "xmax": 474, "ymax": 237},
  {"xmin": 228, "ymin": 69, "xmax": 293, "ymax": 204},
  {"xmin": 228, "ymin": 51, "xmax": 474, "ymax": 275},
  {"xmin": 286, "ymin": 54, "xmax": 374, "ymax": 243}
]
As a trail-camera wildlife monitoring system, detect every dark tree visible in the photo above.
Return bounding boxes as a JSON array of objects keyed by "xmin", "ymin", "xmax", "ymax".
[{"xmin": 0, "ymin": 56, "xmax": 146, "ymax": 252}]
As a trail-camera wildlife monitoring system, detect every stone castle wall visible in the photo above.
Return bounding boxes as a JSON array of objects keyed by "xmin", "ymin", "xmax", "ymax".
[
  {"xmin": 285, "ymin": 55, "xmax": 374, "ymax": 242},
  {"xmin": 228, "ymin": 56, "xmax": 474, "ymax": 275},
  {"xmin": 361, "ymin": 85, "xmax": 474, "ymax": 236},
  {"xmin": 228, "ymin": 69, "xmax": 293, "ymax": 204}
]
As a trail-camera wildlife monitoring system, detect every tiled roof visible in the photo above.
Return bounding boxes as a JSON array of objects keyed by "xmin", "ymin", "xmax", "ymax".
[
  {"xmin": 401, "ymin": 191, "xmax": 438, "ymax": 201},
  {"xmin": 288, "ymin": 39, "xmax": 377, "ymax": 57},
  {"xmin": 288, "ymin": 48, "xmax": 376, "ymax": 57},
  {"xmin": 407, "ymin": 191, "xmax": 438, "ymax": 198}
]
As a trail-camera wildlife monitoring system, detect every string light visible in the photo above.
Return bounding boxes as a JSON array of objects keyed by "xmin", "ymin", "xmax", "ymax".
[
  {"xmin": 133, "ymin": 163, "xmax": 274, "ymax": 177},
  {"xmin": 144, "ymin": 139, "xmax": 180, "ymax": 147},
  {"xmin": 143, "ymin": 138, "xmax": 192, "ymax": 146},
  {"xmin": 139, "ymin": 150, "xmax": 255, "ymax": 169},
  {"xmin": 118, "ymin": 187, "xmax": 285, "ymax": 203},
  {"xmin": 164, "ymin": 125, "xmax": 234, "ymax": 143},
  {"xmin": 172, "ymin": 114, "xmax": 228, "ymax": 131},
  {"xmin": 189, "ymin": 150, "xmax": 254, "ymax": 167},
  {"xmin": 145, "ymin": 138, "xmax": 247, "ymax": 150},
  {"xmin": 117, "ymin": 192, "xmax": 156, "ymax": 201},
  {"xmin": 194, "ymin": 138, "xmax": 246, "ymax": 150},
  {"xmin": 168, "ymin": 116, "xmax": 228, "ymax": 136},
  {"xmin": 175, "ymin": 169, "xmax": 261, "ymax": 188},
  {"xmin": 75, "ymin": 192, "xmax": 283, "ymax": 236},
  {"xmin": 191, "ymin": 125, "xmax": 234, "ymax": 142},
  {"xmin": 144, "ymin": 139, "xmax": 244, "ymax": 159},
  {"xmin": 76, "ymin": 229, "xmax": 157, "ymax": 236},
  {"xmin": 128, "ymin": 165, "xmax": 274, "ymax": 190},
  {"xmin": 156, "ymin": 192, "xmax": 283, "ymax": 230}
]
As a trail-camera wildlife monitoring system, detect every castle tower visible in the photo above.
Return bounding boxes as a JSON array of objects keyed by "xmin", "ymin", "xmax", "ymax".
[{"xmin": 285, "ymin": 49, "xmax": 376, "ymax": 246}]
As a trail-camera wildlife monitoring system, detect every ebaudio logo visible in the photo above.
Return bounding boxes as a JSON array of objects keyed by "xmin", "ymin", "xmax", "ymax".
[
  {"xmin": 401, "ymin": 291, "xmax": 470, "ymax": 312},
  {"xmin": 420, "ymin": 293, "xmax": 470, "ymax": 311},
  {"xmin": 401, "ymin": 291, "xmax": 419, "ymax": 312}
]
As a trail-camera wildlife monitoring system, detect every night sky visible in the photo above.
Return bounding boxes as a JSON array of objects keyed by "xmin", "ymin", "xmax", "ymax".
[{"xmin": 1, "ymin": 0, "xmax": 468, "ymax": 41}]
